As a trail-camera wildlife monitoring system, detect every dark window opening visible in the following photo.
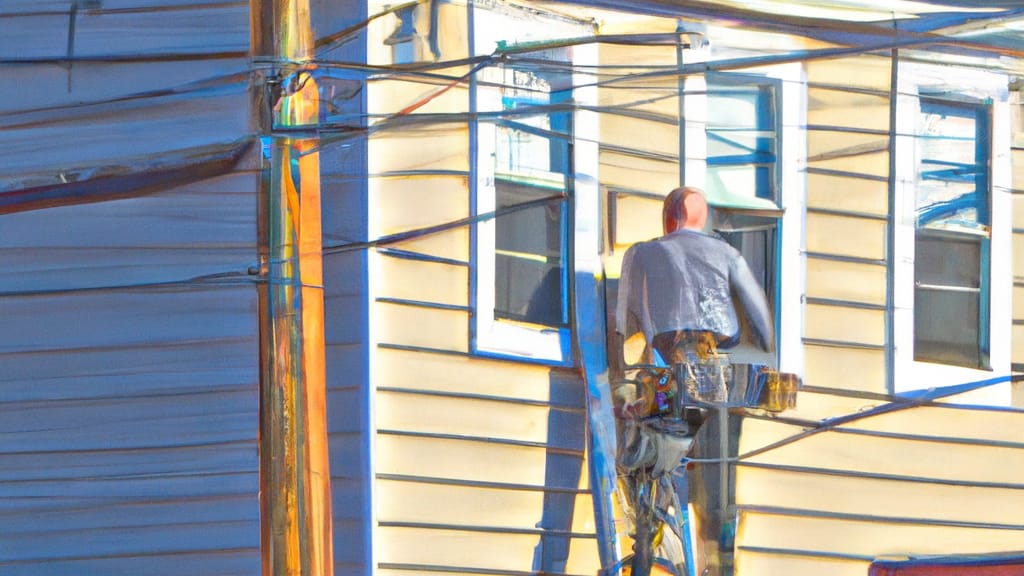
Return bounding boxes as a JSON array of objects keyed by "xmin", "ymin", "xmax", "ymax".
[{"xmin": 494, "ymin": 178, "xmax": 567, "ymax": 327}]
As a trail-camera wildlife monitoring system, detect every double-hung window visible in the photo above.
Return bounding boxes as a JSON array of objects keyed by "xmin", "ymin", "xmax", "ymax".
[
  {"xmin": 705, "ymin": 73, "xmax": 783, "ymax": 329},
  {"xmin": 473, "ymin": 46, "xmax": 574, "ymax": 363},
  {"xmin": 913, "ymin": 97, "xmax": 992, "ymax": 369}
]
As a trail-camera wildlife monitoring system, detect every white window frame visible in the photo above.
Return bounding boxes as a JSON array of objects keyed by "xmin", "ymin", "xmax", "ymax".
[
  {"xmin": 688, "ymin": 62, "xmax": 806, "ymax": 373},
  {"xmin": 470, "ymin": 5, "xmax": 594, "ymax": 364},
  {"xmin": 893, "ymin": 62, "xmax": 1013, "ymax": 400}
]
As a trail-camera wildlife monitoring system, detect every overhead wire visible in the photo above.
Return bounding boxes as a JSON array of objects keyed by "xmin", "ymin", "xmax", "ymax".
[{"xmin": 3, "ymin": 0, "xmax": 1023, "ymax": 470}]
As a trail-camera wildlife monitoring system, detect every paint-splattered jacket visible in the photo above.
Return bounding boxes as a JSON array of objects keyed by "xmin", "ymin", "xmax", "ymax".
[{"xmin": 615, "ymin": 228, "xmax": 774, "ymax": 353}]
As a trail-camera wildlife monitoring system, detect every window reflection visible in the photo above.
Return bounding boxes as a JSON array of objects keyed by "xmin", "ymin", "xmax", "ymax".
[
  {"xmin": 706, "ymin": 78, "xmax": 778, "ymax": 202},
  {"xmin": 913, "ymin": 97, "xmax": 991, "ymax": 369},
  {"xmin": 916, "ymin": 98, "xmax": 989, "ymax": 232}
]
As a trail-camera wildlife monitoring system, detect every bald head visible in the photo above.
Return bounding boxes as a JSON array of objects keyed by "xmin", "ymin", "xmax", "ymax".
[{"xmin": 663, "ymin": 186, "xmax": 708, "ymax": 234}]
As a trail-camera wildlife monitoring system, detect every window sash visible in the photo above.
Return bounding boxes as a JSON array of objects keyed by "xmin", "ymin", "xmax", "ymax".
[
  {"xmin": 706, "ymin": 74, "xmax": 781, "ymax": 203},
  {"xmin": 912, "ymin": 98, "xmax": 992, "ymax": 369},
  {"xmin": 472, "ymin": 58, "xmax": 573, "ymax": 364}
]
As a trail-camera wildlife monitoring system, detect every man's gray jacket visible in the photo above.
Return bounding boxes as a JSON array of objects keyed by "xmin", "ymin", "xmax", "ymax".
[{"xmin": 615, "ymin": 228, "xmax": 774, "ymax": 351}]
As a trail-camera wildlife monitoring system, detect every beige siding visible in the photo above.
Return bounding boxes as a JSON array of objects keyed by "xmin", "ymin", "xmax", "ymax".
[
  {"xmin": 376, "ymin": 526, "xmax": 540, "ymax": 570},
  {"xmin": 741, "ymin": 514, "xmax": 1024, "ymax": 558},
  {"xmin": 367, "ymin": 78, "xmax": 470, "ymax": 118},
  {"xmin": 376, "ymin": 434, "xmax": 548, "ymax": 487},
  {"xmin": 370, "ymin": 129, "xmax": 470, "ymax": 173},
  {"xmin": 804, "ymin": 304, "xmax": 885, "ymax": 347},
  {"xmin": 377, "ymin": 256, "xmax": 469, "ymax": 306},
  {"xmin": 806, "ymin": 259, "xmax": 886, "ymax": 305},
  {"xmin": 376, "ymin": 480, "xmax": 545, "ymax": 530},
  {"xmin": 736, "ymin": 404, "xmax": 1024, "ymax": 572},
  {"xmin": 1015, "ymin": 324, "xmax": 1024, "ymax": 358},
  {"xmin": 807, "ymin": 172, "xmax": 888, "ymax": 216},
  {"xmin": 600, "ymin": 85, "xmax": 681, "ymax": 118},
  {"xmin": 376, "ymin": 389, "xmax": 551, "ymax": 444},
  {"xmin": 810, "ymin": 149, "xmax": 890, "ymax": 177},
  {"xmin": 600, "ymin": 150, "xmax": 680, "ymax": 195},
  {"xmin": 601, "ymin": 114, "xmax": 680, "ymax": 158},
  {"xmin": 388, "ymin": 226, "xmax": 470, "ymax": 263},
  {"xmin": 1012, "ymin": 232, "xmax": 1024, "ymax": 278},
  {"xmin": 803, "ymin": 345, "xmax": 887, "ymax": 394},
  {"xmin": 745, "ymin": 431, "xmax": 1023, "ymax": 485},
  {"xmin": 807, "ymin": 86, "xmax": 890, "ymax": 132},
  {"xmin": 805, "ymin": 54, "xmax": 893, "ymax": 91},
  {"xmin": 1012, "ymin": 147, "xmax": 1024, "ymax": 372},
  {"xmin": 805, "ymin": 213, "xmax": 887, "ymax": 260},
  {"xmin": 807, "ymin": 131, "xmax": 890, "ymax": 166},
  {"xmin": 374, "ymin": 302, "xmax": 469, "ymax": 352},
  {"xmin": 735, "ymin": 551, "xmax": 869, "ymax": 576},
  {"xmin": 803, "ymin": 55, "xmax": 892, "ymax": 397},
  {"xmin": 375, "ymin": 347, "xmax": 552, "ymax": 401},
  {"xmin": 372, "ymin": 175, "xmax": 470, "ymax": 236},
  {"xmin": 598, "ymin": 43, "xmax": 679, "ymax": 67},
  {"xmin": 366, "ymin": 6, "xmax": 599, "ymax": 571},
  {"xmin": 613, "ymin": 193, "xmax": 663, "ymax": 249},
  {"xmin": 738, "ymin": 466, "xmax": 1024, "ymax": 526}
]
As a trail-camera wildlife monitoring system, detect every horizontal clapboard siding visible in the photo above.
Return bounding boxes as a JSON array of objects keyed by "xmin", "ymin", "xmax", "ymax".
[
  {"xmin": 1011, "ymin": 147, "xmax": 1024, "ymax": 380},
  {"xmin": 802, "ymin": 55, "xmax": 892, "ymax": 395},
  {"xmin": 367, "ymin": 22, "xmax": 600, "ymax": 569},
  {"xmin": 1, "ymin": 8, "xmax": 258, "ymax": 575},
  {"xmin": 371, "ymin": 347, "xmax": 599, "ymax": 574},
  {"xmin": 0, "ymin": 167, "xmax": 260, "ymax": 575},
  {"xmin": 735, "ymin": 400, "xmax": 1024, "ymax": 575}
]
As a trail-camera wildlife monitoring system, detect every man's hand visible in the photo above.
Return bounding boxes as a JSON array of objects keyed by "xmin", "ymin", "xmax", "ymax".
[
  {"xmin": 612, "ymin": 382, "xmax": 643, "ymax": 420},
  {"xmin": 617, "ymin": 397, "xmax": 648, "ymax": 420}
]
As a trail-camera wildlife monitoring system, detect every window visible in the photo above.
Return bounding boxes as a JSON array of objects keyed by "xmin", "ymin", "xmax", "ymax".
[
  {"xmin": 383, "ymin": 4, "xmax": 419, "ymax": 64},
  {"xmin": 705, "ymin": 74, "xmax": 780, "ymax": 203},
  {"xmin": 913, "ymin": 97, "xmax": 991, "ymax": 369},
  {"xmin": 706, "ymin": 74, "xmax": 783, "ymax": 336},
  {"xmin": 473, "ymin": 47, "xmax": 573, "ymax": 363}
]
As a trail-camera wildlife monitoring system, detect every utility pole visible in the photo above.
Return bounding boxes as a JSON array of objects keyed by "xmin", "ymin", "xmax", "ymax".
[{"xmin": 251, "ymin": 1, "xmax": 334, "ymax": 574}]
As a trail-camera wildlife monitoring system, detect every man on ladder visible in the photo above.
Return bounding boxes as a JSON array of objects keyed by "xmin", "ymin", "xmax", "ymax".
[{"xmin": 612, "ymin": 186, "xmax": 775, "ymax": 576}]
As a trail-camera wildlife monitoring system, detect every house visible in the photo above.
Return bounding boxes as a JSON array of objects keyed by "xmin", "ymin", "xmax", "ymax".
[{"xmin": 2, "ymin": 1, "xmax": 1024, "ymax": 575}]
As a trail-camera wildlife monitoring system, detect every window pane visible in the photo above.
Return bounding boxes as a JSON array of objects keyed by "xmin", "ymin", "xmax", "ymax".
[
  {"xmin": 706, "ymin": 80, "xmax": 778, "ymax": 202},
  {"xmin": 707, "ymin": 164, "xmax": 774, "ymax": 203},
  {"xmin": 720, "ymin": 228, "xmax": 775, "ymax": 301},
  {"xmin": 914, "ymin": 223, "xmax": 985, "ymax": 368},
  {"xmin": 914, "ymin": 288, "xmax": 980, "ymax": 367},
  {"xmin": 472, "ymin": 22, "xmax": 582, "ymax": 363},
  {"xmin": 494, "ymin": 120, "xmax": 568, "ymax": 179},
  {"xmin": 912, "ymin": 97, "xmax": 989, "ymax": 369},
  {"xmin": 486, "ymin": 54, "xmax": 571, "ymax": 330},
  {"xmin": 915, "ymin": 230, "xmax": 981, "ymax": 288},
  {"xmin": 494, "ymin": 178, "xmax": 565, "ymax": 327},
  {"xmin": 916, "ymin": 99, "xmax": 987, "ymax": 231}
]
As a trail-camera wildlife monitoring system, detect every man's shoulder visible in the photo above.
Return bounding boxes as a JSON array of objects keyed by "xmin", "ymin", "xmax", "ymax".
[
  {"xmin": 626, "ymin": 230, "xmax": 740, "ymax": 258},
  {"xmin": 623, "ymin": 237, "xmax": 661, "ymax": 257},
  {"xmin": 661, "ymin": 229, "xmax": 735, "ymax": 248}
]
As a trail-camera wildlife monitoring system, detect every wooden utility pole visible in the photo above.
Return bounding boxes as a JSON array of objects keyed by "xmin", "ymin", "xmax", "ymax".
[{"xmin": 251, "ymin": 1, "xmax": 334, "ymax": 574}]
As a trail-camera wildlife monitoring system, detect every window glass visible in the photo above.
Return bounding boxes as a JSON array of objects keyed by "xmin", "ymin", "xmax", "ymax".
[
  {"xmin": 706, "ymin": 75, "xmax": 781, "ymax": 353},
  {"xmin": 913, "ymin": 98, "xmax": 990, "ymax": 369},
  {"xmin": 916, "ymin": 98, "xmax": 989, "ymax": 232},
  {"xmin": 494, "ymin": 175, "xmax": 567, "ymax": 327},
  {"xmin": 474, "ymin": 44, "xmax": 573, "ymax": 363},
  {"xmin": 706, "ymin": 78, "xmax": 778, "ymax": 202},
  {"xmin": 914, "ymin": 232, "xmax": 984, "ymax": 367}
]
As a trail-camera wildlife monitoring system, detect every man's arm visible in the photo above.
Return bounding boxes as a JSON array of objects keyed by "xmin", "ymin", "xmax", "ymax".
[
  {"xmin": 730, "ymin": 255, "xmax": 775, "ymax": 352},
  {"xmin": 611, "ymin": 244, "xmax": 650, "ymax": 418}
]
